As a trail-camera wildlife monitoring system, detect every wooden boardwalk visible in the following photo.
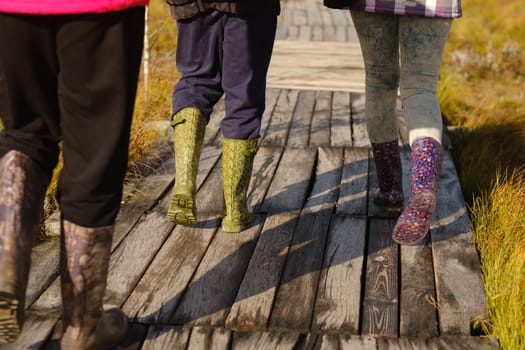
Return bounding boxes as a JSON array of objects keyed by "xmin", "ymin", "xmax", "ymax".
[{"xmin": 1, "ymin": 1, "xmax": 498, "ymax": 349}]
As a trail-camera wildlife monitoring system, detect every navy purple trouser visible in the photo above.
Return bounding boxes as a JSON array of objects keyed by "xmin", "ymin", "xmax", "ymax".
[{"xmin": 172, "ymin": 10, "xmax": 277, "ymax": 140}]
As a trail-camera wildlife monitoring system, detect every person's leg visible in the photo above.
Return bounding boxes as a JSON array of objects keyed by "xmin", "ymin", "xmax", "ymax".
[
  {"xmin": 0, "ymin": 13, "xmax": 58, "ymax": 343},
  {"xmin": 220, "ymin": 14, "xmax": 276, "ymax": 232},
  {"xmin": 393, "ymin": 16, "xmax": 452, "ymax": 245},
  {"xmin": 168, "ymin": 11, "xmax": 225, "ymax": 225},
  {"xmin": 55, "ymin": 8, "xmax": 144, "ymax": 349},
  {"xmin": 351, "ymin": 10, "xmax": 404, "ymax": 211}
]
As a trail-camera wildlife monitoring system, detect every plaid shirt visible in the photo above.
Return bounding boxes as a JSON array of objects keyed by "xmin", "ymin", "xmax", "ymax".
[{"xmin": 344, "ymin": 0, "xmax": 462, "ymax": 18}]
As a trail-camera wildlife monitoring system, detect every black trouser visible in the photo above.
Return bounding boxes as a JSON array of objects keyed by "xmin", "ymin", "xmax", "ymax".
[{"xmin": 0, "ymin": 8, "xmax": 144, "ymax": 227}]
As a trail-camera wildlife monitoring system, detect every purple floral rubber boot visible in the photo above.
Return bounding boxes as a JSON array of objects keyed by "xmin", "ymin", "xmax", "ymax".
[
  {"xmin": 392, "ymin": 137, "xmax": 442, "ymax": 245},
  {"xmin": 371, "ymin": 140, "xmax": 404, "ymax": 212}
]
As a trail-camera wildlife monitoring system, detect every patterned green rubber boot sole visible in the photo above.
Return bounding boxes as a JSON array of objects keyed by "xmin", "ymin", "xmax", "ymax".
[
  {"xmin": 168, "ymin": 187, "xmax": 196, "ymax": 226},
  {"xmin": 0, "ymin": 293, "xmax": 20, "ymax": 344}
]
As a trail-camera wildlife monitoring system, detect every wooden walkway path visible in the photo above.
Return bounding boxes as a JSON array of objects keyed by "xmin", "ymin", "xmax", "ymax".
[{"xmin": 1, "ymin": 1, "xmax": 498, "ymax": 349}]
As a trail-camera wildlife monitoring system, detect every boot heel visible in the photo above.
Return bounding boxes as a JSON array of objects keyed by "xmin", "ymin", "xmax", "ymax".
[
  {"xmin": 0, "ymin": 293, "xmax": 21, "ymax": 344},
  {"xmin": 168, "ymin": 192, "xmax": 196, "ymax": 226}
]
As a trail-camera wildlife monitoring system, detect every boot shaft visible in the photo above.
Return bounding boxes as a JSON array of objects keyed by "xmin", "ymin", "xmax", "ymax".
[
  {"xmin": 371, "ymin": 140, "xmax": 404, "ymax": 210},
  {"xmin": 409, "ymin": 137, "xmax": 442, "ymax": 194},
  {"xmin": 60, "ymin": 220, "xmax": 127, "ymax": 350},
  {"xmin": 172, "ymin": 107, "xmax": 207, "ymax": 189},
  {"xmin": 222, "ymin": 138, "xmax": 257, "ymax": 233},
  {"xmin": 0, "ymin": 150, "xmax": 48, "ymax": 344}
]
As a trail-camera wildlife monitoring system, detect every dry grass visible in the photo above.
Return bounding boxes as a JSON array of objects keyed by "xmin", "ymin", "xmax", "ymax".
[{"xmin": 439, "ymin": 0, "xmax": 525, "ymax": 348}]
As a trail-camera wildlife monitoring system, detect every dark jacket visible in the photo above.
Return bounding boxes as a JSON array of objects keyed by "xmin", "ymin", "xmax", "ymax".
[
  {"xmin": 323, "ymin": 0, "xmax": 353, "ymax": 9},
  {"xmin": 166, "ymin": 0, "xmax": 280, "ymax": 20}
]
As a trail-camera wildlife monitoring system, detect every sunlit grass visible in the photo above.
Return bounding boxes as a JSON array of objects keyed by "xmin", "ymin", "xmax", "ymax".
[
  {"xmin": 439, "ymin": 0, "xmax": 525, "ymax": 348},
  {"xmin": 469, "ymin": 171, "xmax": 525, "ymax": 350}
]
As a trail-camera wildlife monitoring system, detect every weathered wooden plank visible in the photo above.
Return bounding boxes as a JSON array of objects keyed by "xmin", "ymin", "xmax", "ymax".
[
  {"xmin": 232, "ymin": 330, "xmax": 303, "ymax": 350},
  {"xmin": 267, "ymin": 41, "xmax": 365, "ymax": 92},
  {"xmin": 434, "ymin": 335, "xmax": 499, "ymax": 350},
  {"xmin": 141, "ymin": 326, "xmax": 191, "ymax": 349},
  {"xmin": 259, "ymin": 88, "xmax": 281, "ymax": 141},
  {"xmin": 299, "ymin": 25, "xmax": 312, "ymax": 41},
  {"xmin": 292, "ymin": 8, "xmax": 307, "ymax": 26},
  {"xmin": 362, "ymin": 219, "xmax": 399, "ymax": 336},
  {"xmin": 258, "ymin": 147, "xmax": 317, "ymax": 213},
  {"xmin": 309, "ymin": 91, "xmax": 332, "ymax": 147},
  {"xmin": 431, "ymin": 151, "xmax": 487, "ymax": 335},
  {"xmin": 275, "ymin": 24, "xmax": 288, "ymax": 40},
  {"xmin": 304, "ymin": 147, "xmax": 343, "ymax": 214},
  {"xmin": 320, "ymin": 8, "xmax": 334, "ymax": 26},
  {"xmin": 247, "ymin": 146, "xmax": 284, "ymax": 210},
  {"xmin": 350, "ymin": 93, "xmax": 370, "ymax": 148},
  {"xmin": 305, "ymin": 1, "xmax": 323, "ymax": 25},
  {"xmin": 338, "ymin": 335, "xmax": 378, "ymax": 350},
  {"xmin": 203, "ymin": 97, "xmax": 225, "ymax": 146},
  {"xmin": 260, "ymin": 89, "xmax": 299, "ymax": 146},
  {"xmin": 312, "ymin": 216, "xmax": 367, "ymax": 333},
  {"xmin": 194, "ymin": 157, "xmax": 224, "ymax": 215},
  {"xmin": 347, "ymin": 26, "xmax": 359, "ymax": 43},
  {"xmin": 400, "ymin": 237, "xmax": 439, "ymax": 338},
  {"xmin": 104, "ymin": 209, "xmax": 176, "ymax": 307},
  {"xmin": 225, "ymin": 212, "xmax": 299, "ymax": 331},
  {"xmin": 313, "ymin": 334, "xmax": 377, "ymax": 350},
  {"xmin": 312, "ymin": 25, "xmax": 324, "ymax": 41},
  {"xmin": 122, "ymin": 215, "xmax": 219, "ymax": 324},
  {"xmin": 25, "ymin": 240, "xmax": 60, "ymax": 308},
  {"xmin": 331, "ymin": 8, "xmax": 350, "ymax": 26},
  {"xmin": 113, "ymin": 154, "xmax": 176, "ymax": 249},
  {"xmin": 336, "ymin": 148, "xmax": 368, "ymax": 216},
  {"xmin": 335, "ymin": 25, "xmax": 347, "ymax": 42},
  {"xmin": 169, "ymin": 215, "xmax": 265, "ymax": 326},
  {"xmin": 186, "ymin": 327, "xmax": 231, "ymax": 350},
  {"xmin": 288, "ymin": 25, "xmax": 299, "ymax": 40},
  {"xmin": 287, "ymin": 90, "xmax": 316, "ymax": 148},
  {"xmin": 331, "ymin": 91, "xmax": 352, "ymax": 147},
  {"xmin": 268, "ymin": 211, "xmax": 331, "ymax": 332},
  {"xmin": 377, "ymin": 337, "xmax": 438, "ymax": 350},
  {"xmin": 324, "ymin": 25, "xmax": 337, "ymax": 41}
]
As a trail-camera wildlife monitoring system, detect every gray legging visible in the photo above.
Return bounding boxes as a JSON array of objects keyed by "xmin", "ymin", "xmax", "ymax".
[{"xmin": 351, "ymin": 11, "xmax": 452, "ymax": 145}]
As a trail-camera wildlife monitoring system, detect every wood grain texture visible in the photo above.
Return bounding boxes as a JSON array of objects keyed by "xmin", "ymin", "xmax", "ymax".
[
  {"xmin": 287, "ymin": 90, "xmax": 316, "ymax": 148},
  {"xmin": 431, "ymin": 151, "xmax": 487, "ymax": 335},
  {"xmin": 248, "ymin": 146, "xmax": 284, "ymax": 210},
  {"xmin": 232, "ymin": 330, "xmax": 303, "ymax": 350},
  {"xmin": 269, "ymin": 210, "xmax": 331, "ymax": 332},
  {"xmin": 336, "ymin": 148, "xmax": 369, "ymax": 216},
  {"xmin": 331, "ymin": 91, "xmax": 352, "ymax": 147},
  {"xmin": 399, "ymin": 239, "xmax": 439, "ymax": 338},
  {"xmin": 362, "ymin": 219, "xmax": 399, "ymax": 336},
  {"xmin": 309, "ymin": 91, "xmax": 332, "ymax": 147},
  {"xmin": 259, "ymin": 147, "xmax": 317, "ymax": 213},
  {"xmin": 260, "ymin": 89, "xmax": 299, "ymax": 146},
  {"xmin": 169, "ymin": 216, "xmax": 265, "ymax": 327},
  {"xmin": 141, "ymin": 326, "xmax": 191, "ymax": 350},
  {"xmin": 225, "ymin": 212, "xmax": 299, "ymax": 331},
  {"xmin": 312, "ymin": 216, "xmax": 367, "ymax": 333},
  {"xmin": 259, "ymin": 89, "xmax": 281, "ymax": 141},
  {"xmin": 350, "ymin": 93, "xmax": 370, "ymax": 148},
  {"xmin": 304, "ymin": 147, "xmax": 343, "ymax": 214},
  {"xmin": 186, "ymin": 327, "xmax": 231, "ymax": 350},
  {"xmin": 203, "ymin": 97, "xmax": 225, "ymax": 146},
  {"xmin": 122, "ymin": 216, "xmax": 219, "ymax": 324}
]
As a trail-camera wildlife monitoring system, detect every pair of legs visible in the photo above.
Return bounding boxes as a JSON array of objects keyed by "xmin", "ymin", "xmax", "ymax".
[
  {"xmin": 351, "ymin": 11, "xmax": 452, "ymax": 244},
  {"xmin": 167, "ymin": 10, "xmax": 277, "ymax": 232},
  {"xmin": 0, "ymin": 8, "xmax": 144, "ymax": 348}
]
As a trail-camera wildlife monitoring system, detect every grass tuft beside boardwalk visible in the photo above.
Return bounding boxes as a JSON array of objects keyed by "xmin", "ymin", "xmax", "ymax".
[{"xmin": 469, "ymin": 171, "xmax": 525, "ymax": 350}]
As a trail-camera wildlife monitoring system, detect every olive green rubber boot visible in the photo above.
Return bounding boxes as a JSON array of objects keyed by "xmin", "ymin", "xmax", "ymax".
[
  {"xmin": 167, "ymin": 107, "xmax": 206, "ymax": 226},
  {"xmin": 221, "ymin": 138, "xmax": 257, "ymax": 233}
]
